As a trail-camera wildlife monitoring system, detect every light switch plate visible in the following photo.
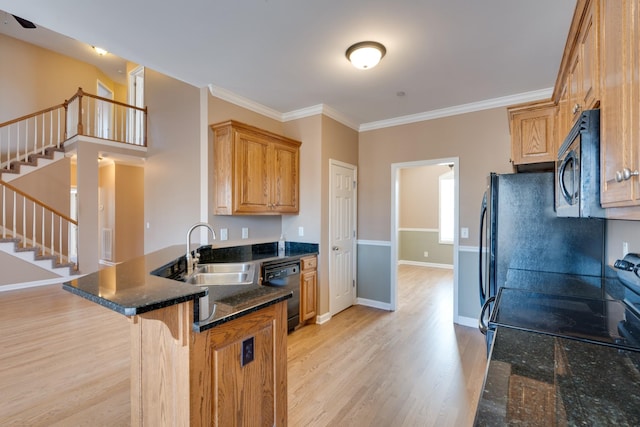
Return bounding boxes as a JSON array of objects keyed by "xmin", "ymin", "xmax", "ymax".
[
  {"xmin": 220, "ymin": 228, "xmax": 228, "ymax": 241},
  {"xmin": 242, "ymin": 227, "xmax": 249, "ymax": 239},
  {"xmin": 461, "ymin": 227, "xmax": 469, "ymax": 239},
  {"xmin": 298, "ymin": 226, "xmax": 304, "ymax": 237}
]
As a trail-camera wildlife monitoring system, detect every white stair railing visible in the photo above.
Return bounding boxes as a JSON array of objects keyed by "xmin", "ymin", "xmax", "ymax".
[
  {"xmin": 0, "ymin": 180, "xmax": 78, "ymax": 270},
  {"xmin": 0, "ymin": 104, "xmax": 66, "ymax": 171}
]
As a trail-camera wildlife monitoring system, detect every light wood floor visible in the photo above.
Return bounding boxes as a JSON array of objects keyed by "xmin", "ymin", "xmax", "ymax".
[
  {"xmin": 288, "ymin": 265, "xmax": 487, "ymax": 427},
  {"xmin": 0, "ymin": 265, "xmax": 486, "ymax": 426}
]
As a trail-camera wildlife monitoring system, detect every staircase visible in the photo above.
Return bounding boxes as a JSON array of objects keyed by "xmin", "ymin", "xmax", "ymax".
[{"xmin": 0, "ymin": 87, "xmax": 148, "ymax": 283}]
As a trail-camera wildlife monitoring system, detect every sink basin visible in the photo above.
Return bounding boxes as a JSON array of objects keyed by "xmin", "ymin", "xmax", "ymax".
[
  {"xmin": 196, "ymin": 262, "xmax": 254, "ymax": 274},
  {"xmin": 186, "ymin": 262, "xmax": 256, "ymax": 286}
]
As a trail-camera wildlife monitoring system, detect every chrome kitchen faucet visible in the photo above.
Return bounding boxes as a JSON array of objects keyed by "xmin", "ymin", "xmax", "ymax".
[{"xmin": 186, "ymin": 222, "xmax": 216, "ymax": 275}]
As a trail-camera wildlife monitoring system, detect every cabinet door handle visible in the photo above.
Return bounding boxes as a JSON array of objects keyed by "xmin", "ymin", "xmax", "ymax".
[
  {"xmin": 615, "ymin": 168, "xmax": 640, "ymax": 182},
  {"xmin": 572, "ymin": 103, "xmax": 581, "ymax": 114}
]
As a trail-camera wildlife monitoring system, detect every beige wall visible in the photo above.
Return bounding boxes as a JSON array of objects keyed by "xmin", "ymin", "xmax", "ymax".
[
  {"xmin": 114, "ymin": 164, "xmax": 144, "ymax": 262},
  {"xmin": 143, "ymin": 69, "xmax": 202, "ymax": 252},
  {"xmin": 11, "ymin": 157, "xmax": 71, "ymax": 215},
  {"xmin": 359, "ymin": 107, "xmax": 513, "ymax": 243},
  {"xmin": 0, "ymin": 252, "xmax": 57, "ymax": 286},
  {"xmin": 0, "ymin": 34, "xmax": 124, "ymax": 123},
  {"xmin": 399, "ymin": 164, "xmax": 451, "ymax": 229}
]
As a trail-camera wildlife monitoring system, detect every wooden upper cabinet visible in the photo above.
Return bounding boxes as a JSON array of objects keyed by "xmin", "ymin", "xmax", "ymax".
[
  {"xmin": 552, "ymin": 0, "xmax": 601, "ymax": 134},
  {"xmin": 508, "ymin": 100, "xmax": 557, "ymax": 165},
  {"xmin": 211, "ymin": 120, "xmax": 301, "ymax": 215},
  {"xmin": 599, "ymin": 0, "xmax": 640, "ymax": 211}
]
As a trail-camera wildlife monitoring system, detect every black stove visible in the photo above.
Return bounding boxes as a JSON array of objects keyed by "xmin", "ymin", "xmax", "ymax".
[{"xmin": 488, "ymin": 254, "xmax": 640, "ymax": 352}]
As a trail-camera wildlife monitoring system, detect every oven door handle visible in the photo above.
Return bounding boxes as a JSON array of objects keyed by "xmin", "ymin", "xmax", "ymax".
[{"xmin": 478, "ymin": 296, "xmax": 495, "ymax": 336}]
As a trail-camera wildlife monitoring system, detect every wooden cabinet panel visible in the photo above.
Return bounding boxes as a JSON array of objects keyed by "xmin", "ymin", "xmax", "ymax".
[
  {"xmin": 300, "ymin": 255, "xmax": 317, "ymax": 325},
  {"xmin": 190, "ymin": 301, "xmax": 288, "ymax": 427},
  {"xmin": 600, "ymin": 0, "xmax": 639, "ymax": 209},
  {"xmin": 212, "ymin": 120, "xmax": 301, "ymax": 215},
  {"xmin": 508, "ymin": 101, "xmax": 557, "ymax": 165}
]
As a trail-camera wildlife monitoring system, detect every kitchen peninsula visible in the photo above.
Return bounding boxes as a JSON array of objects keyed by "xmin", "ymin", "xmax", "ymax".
[{"xmin": 63, "ymin": 242, "xmax": 316, "ymax": 426}]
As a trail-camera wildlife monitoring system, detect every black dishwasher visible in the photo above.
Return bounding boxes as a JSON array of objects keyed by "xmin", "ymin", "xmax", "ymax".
[{"xmin": 262, "ymin": 259, "xmax": 300, "ymax": 332}]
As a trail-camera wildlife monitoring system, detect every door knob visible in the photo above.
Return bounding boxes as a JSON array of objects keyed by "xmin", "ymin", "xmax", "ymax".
[{"xmin": 332, "ymin": 246, "xmax": 339, "ymax": 251}]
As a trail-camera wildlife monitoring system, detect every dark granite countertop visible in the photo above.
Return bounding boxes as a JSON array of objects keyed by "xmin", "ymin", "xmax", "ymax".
[
  {"xmin": 63, "ymin": 241, "xmax": 318, "ymax": 332},
  {"xmin": 475, "ymin": 327, "xmax": 640, "ymax": 426}
]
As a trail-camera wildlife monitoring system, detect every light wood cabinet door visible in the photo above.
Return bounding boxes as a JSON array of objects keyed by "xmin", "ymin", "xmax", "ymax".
[
  {"xmin": 600, "ymin": 0, "xmax": 639, "ymax": 208},
  {"xmin": 190, "ymin": 301, "xmax": 288, "ymax": 427},
  {"xmin": 212, "ymin": 120, "xmax": 301, "ymax": 215},
  {"xmin": 508, "ymin": 101, "xmax": 557, "ymax": 165},
  {"xmin": 272, "ymin": 142, "xmax": 299, "ymax": 213},
  {"xmin": 234, "ymin": 132, "xmax": 271, "ymax": 213},
  {"xmin": 300, "ymin": 256, "xmax": 317, "ymax": 324}
]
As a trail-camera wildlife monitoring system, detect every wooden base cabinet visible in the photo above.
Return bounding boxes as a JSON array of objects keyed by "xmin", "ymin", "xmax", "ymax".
[
  {"xmin": 130, "ymin": 300, "xmax": 288, "ymax": 426},
  {"xmin": 190, "ymin": 301, "xmax": 288, "ymax": 427},
  {"xmin": 211, "ymin": 120, "xmax": 301, "ymax": 215},
  {"xmin": 300, "ymin": 256, "xmax": 317, "ymax": 325}
]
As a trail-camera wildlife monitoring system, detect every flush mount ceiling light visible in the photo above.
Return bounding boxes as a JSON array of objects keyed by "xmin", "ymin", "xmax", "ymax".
[
  {"xmin": 345, "ymin": 41, "xmax": 386, "ymax": 70},
  {"xmin": 93, "ymin": 46, "xmax": 108, "ymax": 56}
]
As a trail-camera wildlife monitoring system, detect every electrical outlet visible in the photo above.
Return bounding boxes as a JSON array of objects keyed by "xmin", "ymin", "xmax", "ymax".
[
  {"xmin": 298, "ymin": 226, "xmax": 304, "ymax": 237},
  {"xmin": 220, "ymin": 228, "xmax": 228, "ymax": 241},
  {"xmin": 242, "ymin": 227, "xmax": 249, "ymax": 239},
  {"xmin": 241, "ymin": 337, "xmax": 254, "ymax": 366},
  {"xmin": 424, "ymin": 251, "xmax": 429, "ymax": 258},
  {"xmin": 461, "ymin": 227, "xmax": 469, "ymax": 239},
  {"xmin": 623, "ymin": 241, "xmax": 629, "ymax": 256}
]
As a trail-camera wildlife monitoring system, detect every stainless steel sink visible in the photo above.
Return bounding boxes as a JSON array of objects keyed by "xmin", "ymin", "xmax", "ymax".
[{"xmin": 185, "ymin": 262, "xmax": 256, "ymax": 286}]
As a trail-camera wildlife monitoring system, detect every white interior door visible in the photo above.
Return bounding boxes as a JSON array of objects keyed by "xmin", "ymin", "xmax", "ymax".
[
  {"xmin": 96, "ymin": 81, "xmax": 113, "ymax": 139},
  {"xmin": 329, "ymin": 160, "xmax": 357, "ymax": 315},
  {"xmin": 128, "ymin": 66, "xmax": 145, "ymax": 145}
]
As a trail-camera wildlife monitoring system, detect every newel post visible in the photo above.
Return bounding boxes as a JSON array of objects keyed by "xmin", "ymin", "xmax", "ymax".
[{"xmin": 76, "ymin": 87, "xmax": 84, "ymax": 136}]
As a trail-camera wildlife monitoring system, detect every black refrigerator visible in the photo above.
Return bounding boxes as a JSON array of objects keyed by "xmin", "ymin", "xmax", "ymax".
[{"xmin": 478, "ymin": 172, "xmax": 605, "ymax": 337}]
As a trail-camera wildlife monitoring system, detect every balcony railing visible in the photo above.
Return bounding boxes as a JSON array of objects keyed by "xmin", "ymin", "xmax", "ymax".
[{"xmin": 0, "ymin": 87, "xmax": 147, "ymax": 172}]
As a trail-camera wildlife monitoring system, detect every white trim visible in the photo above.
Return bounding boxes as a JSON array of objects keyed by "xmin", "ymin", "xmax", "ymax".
[
  {"xmin": 356, "ymin": 239, "xmax": 391, "ymax": 247},
  {"xmin": 460, "ymin": 245, "xmax": 483, "ymax": 252},
  {"xmin": 0, "ymin": 278, "xmax": 66, "ymax": 292},
  {"xmin": 454, "ymin": 316, "xmax": 478, "ymax": 328},
  {"xmin": 199, "ymin": 87, "xmax": 211, "ymax": 242},
  {"xmin": 398, "ymin": 228, "xmax": 438, "ymax": 233},
  {"xmin": 315, "ymin": 312, "xmax": 332, "ymax": 324},
  {"xmin": 398, "ymin": 260, "xmax": 453, "ymax": 270},
  {"xmin": 391, "ymin": 157, "xmax": 460, "ymax": 317},
  {"xmin": 360, "ymin": 88, "xmax": 553, "ymax": 131},
  {"xmin": 356, "ymin": 298, "xmax": 392, "ymax": 311},
  {"xmin": 208, "ymin": 84, "xmax": 283, "ymax": 122},
  {"xmin": 207, "ymin": 84, "xmax": 553, "ymax": 133}
]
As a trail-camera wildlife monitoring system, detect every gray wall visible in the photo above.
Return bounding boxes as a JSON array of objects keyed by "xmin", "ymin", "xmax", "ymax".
[
  {"xmin": 357, "ymin": 243, "xmax": 391, "ymax": 303},
  {"xmin": 399, "ymin": 230, "xmax": 453, "ymax": 265}
]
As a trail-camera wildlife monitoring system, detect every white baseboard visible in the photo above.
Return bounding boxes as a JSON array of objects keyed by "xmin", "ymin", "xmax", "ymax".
[
  {"xmin": 356, "ymin": 298, "xmax": 393, "ymax": 311},
  {"xmin": 0, "ymin": 278, "xmax": 64, "ymax": 292},
  {"xmin": 315, "ymin": 312, "xmax": 332, "ymax": 324},
  {"xmin": 455, "ymin": 315, "xmax": 478, "ymax": 328},
  {"xmin": 398, "ymin": 260, "xmax": 453, "ymax": 269}
]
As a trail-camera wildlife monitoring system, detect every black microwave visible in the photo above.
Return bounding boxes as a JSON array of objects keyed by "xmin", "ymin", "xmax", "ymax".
[{"xmin": 556, "ymin": 109, "xmax": 605, "ymax": 218}]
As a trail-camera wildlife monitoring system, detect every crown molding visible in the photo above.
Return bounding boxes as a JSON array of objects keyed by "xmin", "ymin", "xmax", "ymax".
[
  {"xmin": 358, "ymin": 87, "xmax": 554, "ymax": 132},
  {"xmin": 208, "ymin": 84, "xmax": 282, "ymax": 121},
  {"xmin": 208, "ymin": 84, "xmax": 553, "ymax": 133}
]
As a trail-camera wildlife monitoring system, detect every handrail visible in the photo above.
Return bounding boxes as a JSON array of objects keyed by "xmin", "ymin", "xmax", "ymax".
[
  {"xmin": 0, "ymin": 180, "xmax": 77, "ymax": 226},
  {"xmin": 0, "ymin": 103, "xmax": 67, "ymax": 129},
  {"xmin": 76, "ymin": 88, "xmax": 147, "ymax": 113}
]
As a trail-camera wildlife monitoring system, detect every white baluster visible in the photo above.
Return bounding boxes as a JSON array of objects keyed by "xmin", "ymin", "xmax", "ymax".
[
  {"xmin": 22, "ymin": 196, "xmax": 26, "ymax": 248},
  {"xmin": 41, "ymin": 206, "xmax": 45, "ymax": 256},
  {"xmin": 32, "ymin": 202, "xmax": 36, "ymax": 249}
]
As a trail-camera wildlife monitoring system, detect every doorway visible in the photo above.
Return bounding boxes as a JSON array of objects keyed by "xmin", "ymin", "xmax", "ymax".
[
  {"xmin": 329, "ymin": 159, "xmax": 357, "ymax": 316},
  {"xmin": 96, "ymin": 81, "xmax": 113, "ymax": 139},
  {"xmin": 128, "ymin": 66, "xmax": 145, "ymax": 145},
  {"xmin": 390, "ymin": 158, "xmax": 460, "ymax": 318}
]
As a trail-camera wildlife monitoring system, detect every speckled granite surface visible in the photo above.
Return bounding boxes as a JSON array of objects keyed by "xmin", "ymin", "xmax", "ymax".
[
  {"xmin": 63, "ymin": 242, "xmax": 317, "ymax": 332},
  {"xmin": 475, "ymin": 328, "xmax": 640, "ymax": 426}
]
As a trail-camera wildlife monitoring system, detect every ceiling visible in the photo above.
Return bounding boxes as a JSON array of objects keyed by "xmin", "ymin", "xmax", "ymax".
[{"xmin": 0, "ymin": 1, "xmax": 576, "ymax": 129}]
